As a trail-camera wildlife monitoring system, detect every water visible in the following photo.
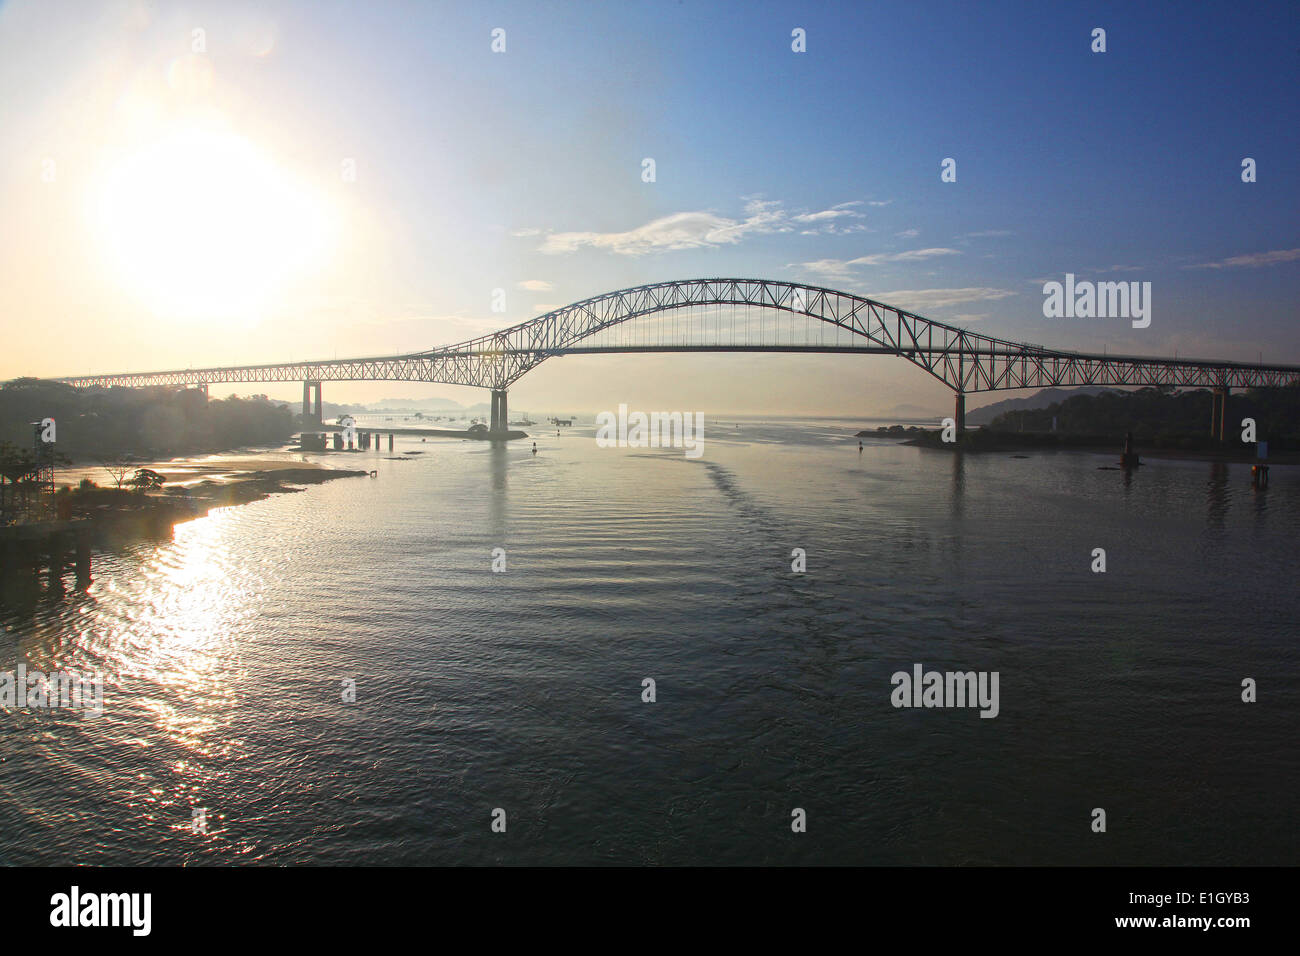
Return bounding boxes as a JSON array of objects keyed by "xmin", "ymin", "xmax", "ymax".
[{"xmin": 1, "ymin": 421, "xmax": 1297, "ymax": 865}]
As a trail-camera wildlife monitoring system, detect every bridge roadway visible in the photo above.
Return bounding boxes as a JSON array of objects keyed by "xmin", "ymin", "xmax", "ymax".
[{"xmin": 44, "ymin": 278, "xmax": 1300, "ymax": 437}]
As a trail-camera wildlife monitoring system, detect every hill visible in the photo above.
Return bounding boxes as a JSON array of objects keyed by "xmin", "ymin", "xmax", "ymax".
[{"xmin": 966, "ymin": 387, "xmax": 1120, "ymax": 426}]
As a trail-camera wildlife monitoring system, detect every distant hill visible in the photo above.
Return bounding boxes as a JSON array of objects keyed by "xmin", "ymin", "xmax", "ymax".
[
  {"xmin": 370, "ymin": 397, "xmax": 465, "ymax": 410},
  {"xmin": 966, "ymin": 387, "xmax": 1120, "ymax": 426}
]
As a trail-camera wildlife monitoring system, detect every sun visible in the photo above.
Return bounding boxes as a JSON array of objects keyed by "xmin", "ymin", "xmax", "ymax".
[{"xmin": 93, "ymin": 126, "xmax": 335, "ymax": 322}]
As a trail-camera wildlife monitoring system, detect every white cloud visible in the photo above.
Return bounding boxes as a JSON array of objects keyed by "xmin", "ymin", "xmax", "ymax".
[
  {"xmin": 532, "ymin": 303, "xmax": 561, "ymax": 313},
  {"xmin": 959, "ymin": 229, "xmax": 1013, "ymax": 239},
  {"xmin": 540, "ymin": 209, "xmax": 781, "ymax": 256},
  {"xmin": 1185, "ymin": 248, "xmax": 1300, "ymax": 269},
  {"xmin": 895, "ymin": 229, "xmax": 920, "ymax": 239},
  {"xmin": 793, "ymin": 259, "xmax": 862, "ymax": 281},
  {"xmin": 530, "ymin": 198, "xmax": 872, "ymax": 256},
  {"xmin": 874, "ymin": 287, "xmax": 1019, "ymax": 310},
  {"xmin": 516, "ymin": 279, "xmax": 554, "ymax": 291},
  {"xmin": 792, "ymin": 248, "xmax": 962, "ymax": 280}
]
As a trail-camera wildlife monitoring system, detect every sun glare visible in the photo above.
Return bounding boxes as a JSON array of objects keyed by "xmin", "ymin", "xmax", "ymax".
[{"xmin": 93, "ymin": 127, "xmax": 335, "ymax": 321}]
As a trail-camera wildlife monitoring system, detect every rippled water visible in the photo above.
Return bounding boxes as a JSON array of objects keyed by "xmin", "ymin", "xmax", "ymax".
[{"xmin": 2, "ymin": 420, "xmax": 1297, "ymax": 865}]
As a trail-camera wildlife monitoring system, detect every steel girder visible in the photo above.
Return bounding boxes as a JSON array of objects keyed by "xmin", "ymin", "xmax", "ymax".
[{"xmin": 50, "ymin": 278, "xmax": 1300, "ymax": 393}]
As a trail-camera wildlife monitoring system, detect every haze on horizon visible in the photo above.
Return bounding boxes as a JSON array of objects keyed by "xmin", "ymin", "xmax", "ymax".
[{"xmin": 1, "ymin": 0, "xmax": 1296, "ymax": 416}]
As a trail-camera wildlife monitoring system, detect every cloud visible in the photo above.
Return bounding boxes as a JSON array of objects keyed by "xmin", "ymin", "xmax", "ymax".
[
  {"xmin": 531, "ymin": 303, "xmax": 561, "ymax": 313},
  {"xmin": 794, "ymin": 259, "xmax": 863, "ymax": 281},
  {"xmin": 540, "ymin": 208, "xmax": 782, "ymax": 256},
  {"xmin": 793, "ymin": 209, "xmax": 857, "ymax": 223},
  {"xmin": 1185, "ymin": 248, "xmax": 1300, "ymax": 269},
  {"xmin": 530, "ymin": 198, "xmax": 871, "ymax": 256},
  {"xmin": 959, "ymin": 229, "xmax": 1013, "ymax": 239},
  {"xmin": 516, "ymin": 279, "xmax": 554, "ymax": 291},
  {"xmin": 860, "ymin": 248, "xmax": 961, "ymax": 265},
  {"xmin": 874, "ymin": 287, "xmax": 1019, "ymax": 310},
  {"xmin": 895, "ymin": 228, "xmax": 920, "ymax": 239},
  {"xmin": 510, "ymin": 227, "xmax": 541, "ymax": 237},
  {"xmin": 792, "ymin": 248, "xmax": 962, "ymax": 280}
]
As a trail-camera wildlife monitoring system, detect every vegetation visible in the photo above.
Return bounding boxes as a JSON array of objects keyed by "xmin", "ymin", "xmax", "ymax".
[
  {"xmin": 0, "ymin": 440, "xmax": 73, "ymax": 524},
  {"xmin": 987, "ymin": 385, "xmax": 1300, "ymax": 450},
  {"xmin": 0, "ymin": 379, "xmax": 295, "ymax": 459},
  {"xmin": 130, "ymin": 468, "xmax": 166, "ymax": 493}
]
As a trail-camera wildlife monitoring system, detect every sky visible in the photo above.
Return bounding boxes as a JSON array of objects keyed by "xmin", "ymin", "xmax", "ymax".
[{"xmin": 1, "ymin": 0, "xmax": 1296, "ymax": 416}]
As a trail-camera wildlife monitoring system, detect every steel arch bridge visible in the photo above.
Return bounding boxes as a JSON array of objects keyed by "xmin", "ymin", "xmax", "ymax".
[{"xmin": 49, "ymin": 277, "xmax": 1300, "ymax": 433}]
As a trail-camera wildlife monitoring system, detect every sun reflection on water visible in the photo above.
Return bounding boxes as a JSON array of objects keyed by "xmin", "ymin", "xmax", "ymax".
[{"xmin": 38, "ymin": 508, "xmax": 273, "ymax": 847}]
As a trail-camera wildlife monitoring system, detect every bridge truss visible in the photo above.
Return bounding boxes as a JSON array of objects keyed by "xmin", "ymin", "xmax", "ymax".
[{"xmin": 51, "ymin": 278, "xmax": 1300, "ymax": 401}]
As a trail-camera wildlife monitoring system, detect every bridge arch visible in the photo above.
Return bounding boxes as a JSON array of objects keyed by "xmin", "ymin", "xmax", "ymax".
[
  {"xmin": 46, "ymin": 277, "xmax": 1300, "ymax": 414},
  {"xmin": 435, "ymin": 278, "xmax": 1030, "ymax": 392}
]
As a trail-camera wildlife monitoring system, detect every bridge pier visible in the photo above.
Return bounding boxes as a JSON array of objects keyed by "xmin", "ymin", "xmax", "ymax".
[
  {"xmin": 299, "ymin": 380, "xmax": 326, "ymax": 451},
  {"xmin": 1211, "ymin": 387, "xmax": 1230, "ymax": 441},
  {"xmin": 301, "ymin": 381, "xmax": 323, "ymax": 429},
  {"xmin": 489, "ymin": 389, "xmax": 508, "ymax": 433},
  {"xmin": 954, "ymin": 391, "xmax": 966, "ymax": 434}
]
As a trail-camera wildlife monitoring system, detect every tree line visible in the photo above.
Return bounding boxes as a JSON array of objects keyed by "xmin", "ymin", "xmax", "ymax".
[
  {"xmin": 0, "ymin": 379, "xmax": 295, "ymax": 458},
  {"xmin": 989, "ymin": 385, "xmax": 1300, "ymax": 448}
]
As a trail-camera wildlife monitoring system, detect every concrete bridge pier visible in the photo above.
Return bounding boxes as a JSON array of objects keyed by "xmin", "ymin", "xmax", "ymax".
[
  {"xmin": 298, "ymin": 380, "xmax": 327, "ymax": 451},
  {"xmin": 489, "ymin": 389, "xmax": 509, "ymax": 433},
  {"xmin": 301, "ymin": 380, "xmax": 322, "ymax": 429},
  {"xmin": 1211, "ymin": 387, "xmax": 1230, "ymax": 441},
  {"xmin": 954, "ymin": 391, "xmax": 966, "ymax": 434}
]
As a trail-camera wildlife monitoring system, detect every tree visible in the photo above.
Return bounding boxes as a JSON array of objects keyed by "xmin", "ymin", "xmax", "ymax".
[
  {"xmin": 130, "ymin": 468, "xmax": 165, "ymax": 493},
  {"xmin": 0, "ymin": 441, "xmax": 36, "ymax": 524},
  {"xmin": 100, "ymin": 455, "xmax": 135, "ymax": 490}
]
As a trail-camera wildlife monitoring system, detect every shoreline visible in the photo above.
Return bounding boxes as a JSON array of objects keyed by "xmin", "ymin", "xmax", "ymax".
[
  {"xmin": 868, "ymin": 429, "xmax": 1294, "ymax": 468},
  {"xmin": 43, "ymin": 450, "xmax": 373, "ymax": 539},
  {"xmin": 893, "ymin": 431, "xmax": 1298, "ymax": 465},
  {"xmin": 57, "ymin": 448, "xmax": 348, "ymax": 491}
]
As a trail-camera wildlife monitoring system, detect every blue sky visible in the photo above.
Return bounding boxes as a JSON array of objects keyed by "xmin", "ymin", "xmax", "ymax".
[{"xmin": 0, "ymin": 0, "xmax": 1296, "ymax": 414}]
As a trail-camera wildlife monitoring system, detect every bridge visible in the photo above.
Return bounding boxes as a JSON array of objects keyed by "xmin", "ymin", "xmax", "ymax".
[{"xmin": 52, "ymin": 278, "xmax": 1300, "ymax": 438}]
